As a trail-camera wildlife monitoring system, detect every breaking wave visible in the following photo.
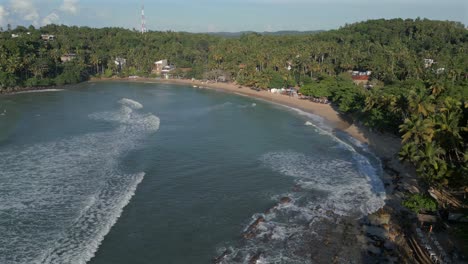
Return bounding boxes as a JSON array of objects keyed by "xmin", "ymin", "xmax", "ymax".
[
  {"xmin": 0, "ymin": 98, "xmax": 159, "ymax": 264},
  {"xmin": 216, "ymin": 108, "xmax": 386, "ymax": 263},
  {"xmin": 118, "ymin": 98, "xmax": 143, "ymax": 110},
  {"xmin": 13, "ymin": 89, "xmax": 64, "ymax": 94}
]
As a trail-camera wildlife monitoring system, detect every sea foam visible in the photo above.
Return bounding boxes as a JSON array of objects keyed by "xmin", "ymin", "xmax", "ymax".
[
  {"xmin": 218, "ymin": 106, "xmax": 386, "ymax": 263},
  {"xmin": 13, "ymin": 89, "xmax": 64, "ymax": 94},
  {"xmin": 0, "ymin": 98, "xmax": 158, "ymax": 264}
]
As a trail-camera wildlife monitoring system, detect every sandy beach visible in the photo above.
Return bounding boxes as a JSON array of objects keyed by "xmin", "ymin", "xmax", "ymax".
[{"xmin": 90, "ymin": 77, "xmax": 403, "ymax": 161}]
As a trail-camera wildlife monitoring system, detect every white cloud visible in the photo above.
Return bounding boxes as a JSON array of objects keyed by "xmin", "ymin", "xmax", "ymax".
[
  {"xmin": 0, "ymin": 5, "xmax": 9, "ymax": 26},
  {"xmin": 9, "ymin": 0, "xmax": 39, "ymax": 23},
  {"xmin": 60, "ymin": 0, "xmax": 79, "ymax": 15},
  {"xmin": 42, "ymin": 12, "xmax": 60, "ymax": 26}
]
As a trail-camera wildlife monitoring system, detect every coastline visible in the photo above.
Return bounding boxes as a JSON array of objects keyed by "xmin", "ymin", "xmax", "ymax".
[
  {"xmin": 0, "ymin": 84, "xmax": 79, "ymax": 96},
  {"xmin": 4, "ymin": 77, "xmax": 420, "ymax": 261},
  {"xmin": 90, "ymin": 77, "xmax": 402, "ymax": 159},
  {"xmin": 90, "ymin": 77, "xmax": 423, "ymax": 261}
]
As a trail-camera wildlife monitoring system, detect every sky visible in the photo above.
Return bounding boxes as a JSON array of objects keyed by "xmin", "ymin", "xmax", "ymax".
[{"xmin": 0, "ymin": 0, "xmax": 466, "ymax": 32}]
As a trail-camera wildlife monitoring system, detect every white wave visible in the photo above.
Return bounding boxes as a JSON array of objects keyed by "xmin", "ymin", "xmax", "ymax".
[
  {"xmin": 118, "ymin": 98, "xmax": 143, "ymax": 110},
  {"xmin": 39, "ymin": 173, "xmax": 144, "ymax": 264},
  {"xmin": 13, "ymin": 89, "xmax": 64, "ymax": 94},
  {"xmin": 220, "ymin": 142, "xmax": 385, "ymax": 263},
  {"xmin": 237, "ymin": 102, "xmax": 257, "ymax": 109},
  {"xmin": 0, "ymin": 98, "xmax": 158, "ymax": 264},
  {"xmin": 89, "ymin": 101, "xmax": 160, "ymax": 134},
  {"xmin": 277, "ymin": 104, "xmax": 329, "ymax": 131},
  {"xmin": 209, "ymin": 102, "xmax": 233, "ymax": 110},
  {"xmin": 280, "ymin": 105, "xmax": 385, "ymax": 202},
  {"xmin": 261, "ymin": 151, "xmax": 385, "ymax": 216},
  {"xmin": 292, "ymin": 106, "xmax": 386, "ymax": 214}
]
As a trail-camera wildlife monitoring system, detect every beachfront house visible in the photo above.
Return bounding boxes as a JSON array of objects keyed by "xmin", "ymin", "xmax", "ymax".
[
  {"xmin": 217, "ymin": 75, "xmax": 227, "ymax": 82},
  {"xmin": 152, "ymin": 59, "xmax": 168, "ymax": 74},
  {"xmin": 60, "ymin": 53, "xmax": 77, "ymax": 63},
  {"xmin": 114, "ymin": 57, "xmax": 127, "ymax": 72},
  {"xmin": 41, "ymin": 34, "xmax": 55, "ymax": 41},
  {"xmin": 161, "ymin": 65, "xmax": 175, "ymax": 79},
  {"xmin": 351, "ymin": 71, "xmax": 372, "ymax": 86},
  {"xmin": 351, "ymin": 70, "xmax": 371, "ymax": 85}
]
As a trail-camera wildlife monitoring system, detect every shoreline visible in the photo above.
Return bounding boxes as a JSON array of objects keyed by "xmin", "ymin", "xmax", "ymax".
[
  {"xmin": 90, "ymin": 77, "xmax": 402, "ymax": 159},
  {"xmin": 0, "ymin": 84, "xmax": 80, "ymax": 96},
  {"xmin": 91, "ymin": 77, "xmax": 424, "ymax": 261},
  {"xmin": 4, "ymin": 77, "xmax": 422, "ymax": 261}
]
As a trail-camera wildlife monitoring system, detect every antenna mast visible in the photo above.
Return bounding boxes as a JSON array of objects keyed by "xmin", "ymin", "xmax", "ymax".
[{"xmin": 141, "ymin": 4, "xmax": 147, "ymax": 34}]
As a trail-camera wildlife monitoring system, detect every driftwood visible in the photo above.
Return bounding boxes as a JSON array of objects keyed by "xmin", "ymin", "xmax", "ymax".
[
  {"xmin": 417, "ymin": 213, "xmax": 438, "ymax": 223},
  {"xmin": 429, "ymin": 187, "xmax": 467, "ymax": 209}
]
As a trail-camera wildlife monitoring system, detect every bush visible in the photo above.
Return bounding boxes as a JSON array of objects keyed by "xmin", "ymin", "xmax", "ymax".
[
  {"xmin": 25, "ymin": 77, "xmax": 39, "ymax": 87},
  {"xmin": 403, "ymin": 193, "xmax": 437, "ymax": 214},
  {"xmin": 0, "ymin": 72, "xmax": 17, "ymax": 88},
  {"xmin": 103, "ymin": 69, "xmax": 114, "ymax": 78},
  {"xmin": 268, "ymin": 71, "xmax": 285, "ymax": 88}
]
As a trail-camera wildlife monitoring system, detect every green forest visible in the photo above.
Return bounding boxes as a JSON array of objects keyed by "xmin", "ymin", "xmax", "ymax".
[{"xmin": 0, "ymin": 18, "xmax": 467, "ymax": 188}]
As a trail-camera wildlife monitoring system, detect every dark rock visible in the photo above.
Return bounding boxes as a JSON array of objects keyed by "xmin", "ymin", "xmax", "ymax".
[
  {"xmin": 384, "ymin": 241, "xmax": 396, "ymax": 251},
  {"xmin": 367, "ymin": 244, "xmax": 382, "ymax": 255},
  {"xmin": 249, "ymin": 252, "xmax": 262, "ymax": 264},
  {"xmin": 364, "ymin": 226, "xmax": 388, "ymax": 240},
  {"xmin": 292, "ymin": 185, "xmax": 302, "ymax": 192},
  {"xmin": 212, "ymin": 249, "xmax": 231, "ymax": 263},
  {"xmin": 243, "ymin": 216, "xmax": 265, "ymax": 239},
  {"xmin": 279, "ymin": 197, "xmax": 292, "ymax": 204}
]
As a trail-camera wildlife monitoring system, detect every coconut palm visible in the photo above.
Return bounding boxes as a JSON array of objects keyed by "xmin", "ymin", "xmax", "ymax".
[{"xmin": 400, "ymin": 115, "xmax": 435, "ymax": 144}]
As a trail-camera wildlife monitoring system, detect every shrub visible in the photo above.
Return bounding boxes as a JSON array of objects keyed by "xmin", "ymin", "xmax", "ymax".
[
  {"xmin": 403, "ymin": 193, "xmax": 437, "ymax": 213},
  {"xmin": 103, "ymin": 69, "xmax": 114, "ymax": 78}
]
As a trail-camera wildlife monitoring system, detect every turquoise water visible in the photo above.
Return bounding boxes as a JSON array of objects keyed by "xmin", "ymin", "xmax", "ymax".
[{"xmin": 0, "ymin": 82, "xmax": 385, "ymax": 263}]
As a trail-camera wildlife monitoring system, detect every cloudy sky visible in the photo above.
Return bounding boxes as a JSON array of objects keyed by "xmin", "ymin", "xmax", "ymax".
[{"xmin": 0, "ymin": 0, "xmax": 466, "ymax": 32}]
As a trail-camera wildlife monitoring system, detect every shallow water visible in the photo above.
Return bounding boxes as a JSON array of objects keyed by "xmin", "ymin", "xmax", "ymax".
[{"xmin": 0, "ymin": 82, "xmax": 385, "ymax": 263}]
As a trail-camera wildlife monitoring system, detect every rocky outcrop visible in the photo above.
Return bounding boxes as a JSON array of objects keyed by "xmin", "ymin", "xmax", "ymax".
[{"xmin": 243, "ymin": 216, "xmax": 265, "ymax": 239}]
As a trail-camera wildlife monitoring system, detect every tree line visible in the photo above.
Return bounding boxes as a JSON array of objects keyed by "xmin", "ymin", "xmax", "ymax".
[{"xmin": 0, "ymin": 18, "xmax": 466, "ymax": 187}]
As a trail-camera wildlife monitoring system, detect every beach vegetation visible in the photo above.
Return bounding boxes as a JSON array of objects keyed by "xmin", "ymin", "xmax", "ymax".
[{"xmin": 403, "ymin": 193, "xmax": 438, "ymax": 214}]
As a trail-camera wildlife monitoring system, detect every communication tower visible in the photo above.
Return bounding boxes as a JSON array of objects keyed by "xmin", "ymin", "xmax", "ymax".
[{"xmin": 141, "ymin": 4, "xmax": 147, "ymax": 34}]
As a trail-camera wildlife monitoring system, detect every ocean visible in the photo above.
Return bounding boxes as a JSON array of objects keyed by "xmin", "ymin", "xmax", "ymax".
[{"xmin": 0, "ymin": 82, "xmax": 385, "ymax": 263}]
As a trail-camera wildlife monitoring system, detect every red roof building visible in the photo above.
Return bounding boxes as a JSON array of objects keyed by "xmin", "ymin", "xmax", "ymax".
[{"xmin": 352, "ymin": 75, "xmax": 370, "ymax": 81}]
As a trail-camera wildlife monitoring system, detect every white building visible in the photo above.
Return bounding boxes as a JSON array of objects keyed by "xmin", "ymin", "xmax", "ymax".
[
  {"xmin": 152, "ymin": 59, "xmax": 168, "ymax": 74},
  {"xmin": 61, "ymin": 53, "xmax": 77, "ymax": 63},
  {"xmin": 41, "ymin": 34, "xmax": 55, "ymax": 41},
  {"xmin": 161, "ymin": 65, "xmax": 175, "ymax": 79},
  {"xmin": 114, "ymin": 57, "xmax": 127, "ymax": 67},
  {"xmin": 424, "ymin": 58, "xmax": 435, "ymax": 68}
]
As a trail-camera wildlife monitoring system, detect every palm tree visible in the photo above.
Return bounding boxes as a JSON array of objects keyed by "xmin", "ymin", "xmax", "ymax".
[
  {"xmin": 416, "ymin": 142, "xmax": 447, "ymax": 181},
  {"xmin": 90, "ymin": 53, "xmax": 99, "ymax": 75},
  {"xmin": 407, "ymin": 89, "xmax": 435, "ymax": 117},
  {"xmin": 400, "ymin": 115, "xmax": 435, "ymax": 144}
]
